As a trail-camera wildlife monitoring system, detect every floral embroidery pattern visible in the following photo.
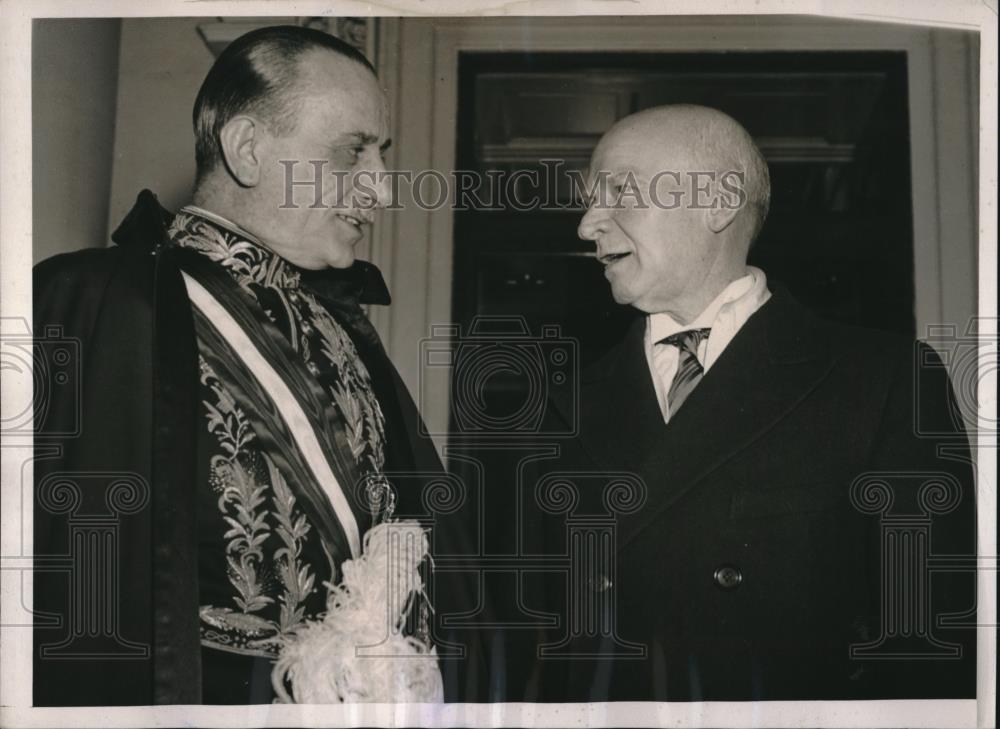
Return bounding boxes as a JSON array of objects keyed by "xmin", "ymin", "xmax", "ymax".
[
  {"xmin": 269, "ymin": 458, "xmax": 315, "ymax": 633},
  {"xmin": 171, "ymin": 207, "xmax": 386, "ymax": 475},
  {"xmin": 198, "ymin": 356, "xmax": 318, "ymax": 656},
  {"xmin": 306, "ymin": 295, "xmax": 386, "ymax": 474},
  {"xmin": 170, "ymin": 211, "xmax": 299, "ymax": 289},
  {"xmin": 173, "ymin": 207, "xmax": 390, "ymax": 658}
]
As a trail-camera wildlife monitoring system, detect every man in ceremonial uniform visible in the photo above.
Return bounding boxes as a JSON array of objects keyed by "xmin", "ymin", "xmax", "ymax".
[{"xmin": 33, "ymin": 26, "xmax": 479, "ymax": 704}]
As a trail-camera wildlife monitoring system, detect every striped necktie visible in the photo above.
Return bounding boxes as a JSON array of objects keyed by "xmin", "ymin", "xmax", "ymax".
[{"xmin": 658, "ymin": 327, "xmax": 712, "ymax": 416}]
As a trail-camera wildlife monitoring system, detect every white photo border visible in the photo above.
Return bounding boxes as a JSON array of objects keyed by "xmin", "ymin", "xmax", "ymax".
[{"xmin": 1, "ymin": 1, "xmax": 995, "ymax": 727}]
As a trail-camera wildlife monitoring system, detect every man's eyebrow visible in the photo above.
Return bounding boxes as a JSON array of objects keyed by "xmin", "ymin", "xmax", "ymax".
[{"xmin": 332, "ymin": 131, "xmax": 383, "ymax": 146}]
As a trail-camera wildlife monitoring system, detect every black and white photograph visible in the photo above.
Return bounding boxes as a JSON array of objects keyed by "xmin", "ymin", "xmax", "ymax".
[{"xmin": 0, "ymin": 1, "xmax": 995, "ymax": 727}]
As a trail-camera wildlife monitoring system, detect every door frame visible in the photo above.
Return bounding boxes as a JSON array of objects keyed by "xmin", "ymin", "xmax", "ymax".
[{"xmin": 369, "ymin": 15, "xmax": 978, "ymax": 449}]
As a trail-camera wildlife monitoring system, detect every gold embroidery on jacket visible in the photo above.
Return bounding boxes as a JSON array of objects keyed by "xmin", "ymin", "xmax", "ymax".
[
  {"xmin": 198, "ymin": 356, "xmax": 318, "ymax": 657},
  {"xmin": 172, "ymin": 208, "xmax": 389, "ymax": 657}
]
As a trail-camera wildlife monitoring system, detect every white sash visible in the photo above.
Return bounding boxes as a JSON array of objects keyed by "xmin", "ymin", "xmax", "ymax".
[{"xmin": 182, "ymin": 272, "xmax": 361, "ymax": 557}]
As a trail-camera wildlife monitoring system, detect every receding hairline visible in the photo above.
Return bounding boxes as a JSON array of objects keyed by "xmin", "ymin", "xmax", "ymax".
[
  {"xmin": 292, "ymin": 44, "xmax": 378, "ymax": 86},
  {"xmin": 192, "ymin": 29, "xmax": 380, "ymax": 181},
  {"xmin": 265, "ymin": 45, "xmax": 381, "ymax": 113}
]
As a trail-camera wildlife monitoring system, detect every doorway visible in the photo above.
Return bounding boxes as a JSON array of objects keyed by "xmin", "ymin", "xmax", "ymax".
[
  {"xmin": 447, "ymin": 49, "xmax": 915, "ymax": 573},
  {"xmin": 452, "ymin": 51, "xmax": 914, "ymax": 366}
]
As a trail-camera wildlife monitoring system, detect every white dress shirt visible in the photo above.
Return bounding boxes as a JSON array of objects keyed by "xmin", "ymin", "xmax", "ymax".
[{"xmin": 645, "ymin": 266, "xmax": 771, "ymax": 423}]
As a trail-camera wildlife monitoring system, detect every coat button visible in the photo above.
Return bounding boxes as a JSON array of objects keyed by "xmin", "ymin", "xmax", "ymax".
[
  {"xmin": 714, "ymin": 564, "xmax": 742, "ymax": 590},
  {"xmin": 589, "ymin": 574, "xmax": 613, "ymax": 592}
]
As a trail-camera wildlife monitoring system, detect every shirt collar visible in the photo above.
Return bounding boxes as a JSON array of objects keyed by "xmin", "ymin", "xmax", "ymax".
[{"xmin": 649, "ymin": 269, "xmax": 756, "ymax": 344}]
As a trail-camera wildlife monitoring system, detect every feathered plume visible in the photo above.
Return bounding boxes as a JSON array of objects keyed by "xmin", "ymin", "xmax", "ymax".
[{"xmin": 271, "ymin": 521, "xmax": 443, "ymax": 703}]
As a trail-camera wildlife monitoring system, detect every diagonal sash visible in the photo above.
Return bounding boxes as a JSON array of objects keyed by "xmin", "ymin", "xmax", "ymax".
[{"xmin": 179, "ymin": 254, "xmax": 365, "ymax": 561}]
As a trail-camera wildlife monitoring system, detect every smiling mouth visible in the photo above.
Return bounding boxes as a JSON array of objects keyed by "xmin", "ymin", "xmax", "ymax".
[
  {"xmin": 598, "ymin": 252, "xmax": 631, "ymax": 265},
  {"xmin": 335, "ymin": 213, "xmax": 369, "ymax": 228}
]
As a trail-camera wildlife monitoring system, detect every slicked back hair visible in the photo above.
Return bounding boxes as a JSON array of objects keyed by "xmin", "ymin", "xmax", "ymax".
[{"xmin": 192, "ymin": 25, "xmax": 375, "ymax": 182}]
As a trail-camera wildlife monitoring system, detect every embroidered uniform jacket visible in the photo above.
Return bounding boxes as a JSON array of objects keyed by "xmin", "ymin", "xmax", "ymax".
[{"xmin": 32, "ymin": 191, "xmax": 483, "ymax": 705}]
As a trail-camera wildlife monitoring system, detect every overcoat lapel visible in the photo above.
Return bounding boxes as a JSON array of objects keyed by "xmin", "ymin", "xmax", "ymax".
[
  {"xmin": 556, "ymin": 288, "xmax": 837, "ymax": 550},
  {"xmin": 564, "ymin": 317, "xmax": 666, "ymax": 475}
]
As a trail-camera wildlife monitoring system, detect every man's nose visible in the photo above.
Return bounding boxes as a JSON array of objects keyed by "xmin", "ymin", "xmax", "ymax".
[
  {"xmin": 577, "ymin": 204, "xmax": 610, "ymax": 241},
  {"xmin": 356, "ymin": 152, "xmax": 392, "ymax": 210}
]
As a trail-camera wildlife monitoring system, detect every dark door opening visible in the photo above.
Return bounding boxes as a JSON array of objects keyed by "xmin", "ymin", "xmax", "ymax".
[
  {"xmin": 453, "ymin": 51, "xmax": 914, "ymax": 355},
  {"xmin": 446, "ymin": 51, "xmax": 914, "ymax": 623}
]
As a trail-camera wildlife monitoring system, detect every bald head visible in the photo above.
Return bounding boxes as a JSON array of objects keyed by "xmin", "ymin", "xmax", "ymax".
[
  {"xmin": 578, "ymin": 105, "xmax": 770, "ymax": 320},
  {"xmin": 595, "ymin": 104, "xmax": 770, "ymax": 244}
]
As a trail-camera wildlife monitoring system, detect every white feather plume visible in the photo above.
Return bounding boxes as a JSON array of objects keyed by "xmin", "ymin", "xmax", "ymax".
[{"xmin": 271, "ymin": 521, "xmax": 443, "ymax": 703}]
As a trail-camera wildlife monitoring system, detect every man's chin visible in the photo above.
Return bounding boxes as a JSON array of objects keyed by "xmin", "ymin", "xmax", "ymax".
[
  {"xmin": 608, "ymin": 281, "xmax": 636, "ymax": 307},
  {"xmin": 290, "ymin": 253, "xmax": 354, "ymax": 271},
  {"xmin": 323, "ymin": 240, "xmax": 358, "ymax": 269}
]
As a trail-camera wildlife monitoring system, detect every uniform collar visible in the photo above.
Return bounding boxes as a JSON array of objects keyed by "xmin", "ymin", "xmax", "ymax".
[{"xmin": 110, "ymin": 190, "xmax": 390, "ymax": 306}]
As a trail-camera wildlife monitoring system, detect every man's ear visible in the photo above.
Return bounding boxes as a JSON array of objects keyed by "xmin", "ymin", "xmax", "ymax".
[
  {"xmin": 705, "ymin": 199, "xmax": 740, "ymax": 234},
  {"xmin": 219, "ymin": 116, "xmax": 261, "ymax": 187}
]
